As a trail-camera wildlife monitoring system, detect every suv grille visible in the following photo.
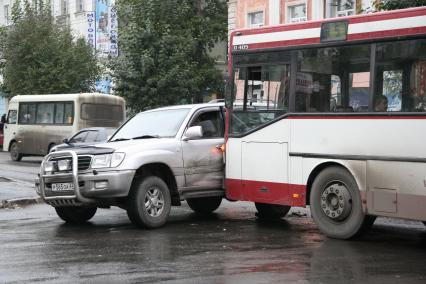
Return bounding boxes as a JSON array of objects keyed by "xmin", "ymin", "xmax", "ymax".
[{"xmin": 78, "ymin": 156, "xmax": 92, "ymax": 170}]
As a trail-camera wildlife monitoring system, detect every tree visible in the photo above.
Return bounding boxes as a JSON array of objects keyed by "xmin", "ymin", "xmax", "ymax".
[
  {"xmin": 111, "ymin": 0, "xmax": 227, "ymax": 111},
  {"xmin": 0, "ymin": 0, "xmax": 100, "ymax": 98},
  {"xmin": 374, "ymin": 0, "xmax": 426, "ymax": 10}
]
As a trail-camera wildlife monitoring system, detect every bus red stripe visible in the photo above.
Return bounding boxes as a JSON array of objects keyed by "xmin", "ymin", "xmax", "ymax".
[{"xmin": 226, "ymin": 178, "xmax": 306, "ymax": 207}]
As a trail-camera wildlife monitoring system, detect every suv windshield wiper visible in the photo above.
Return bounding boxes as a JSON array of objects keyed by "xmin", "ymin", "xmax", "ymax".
[
  {"xmin": 132, "ymin": 135, "xmax": 160, "ymax": 139},
  {"xmin": 110, "ymin": 138, "xmax": 131, "ymax": 142}
]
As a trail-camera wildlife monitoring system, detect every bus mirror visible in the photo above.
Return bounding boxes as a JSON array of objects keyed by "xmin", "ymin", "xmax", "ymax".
[{"xmin": 183, "ymin": 126, "xmax": 203, "ymax": 141}]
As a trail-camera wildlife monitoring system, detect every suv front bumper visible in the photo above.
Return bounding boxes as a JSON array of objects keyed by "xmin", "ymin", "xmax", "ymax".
[{"xmin": 36, "ymin": 151, "xmax": 135, "ymax": 207}]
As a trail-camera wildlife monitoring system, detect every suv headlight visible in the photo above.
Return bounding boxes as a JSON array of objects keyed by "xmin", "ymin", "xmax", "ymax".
[{"xmin": 91, "ymin": 153, "xmax": 125, "ymax": 169}]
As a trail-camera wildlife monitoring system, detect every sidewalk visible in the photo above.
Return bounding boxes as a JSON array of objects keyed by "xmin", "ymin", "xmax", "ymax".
[{"xmin": 0, "ymin": 177, "xmax": 41, "ymax": 209}]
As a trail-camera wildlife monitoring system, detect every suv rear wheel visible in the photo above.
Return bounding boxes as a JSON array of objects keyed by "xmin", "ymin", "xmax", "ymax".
[
  {"xmin": 55, "ymin": 206, "xmax": 97, "ymax": 224},
  {"xmin": 127, "ymin": 176, "xmax": 171, "ymax": 229},
  {"xmin": 186, "ymin": 196, "xmax": 222, "ymax": 214}
]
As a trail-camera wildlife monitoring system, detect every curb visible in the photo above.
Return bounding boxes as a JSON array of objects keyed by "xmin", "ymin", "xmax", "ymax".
[{"xmin": 0, "ymin": 197, "xmax": 43, "ymax": 209}]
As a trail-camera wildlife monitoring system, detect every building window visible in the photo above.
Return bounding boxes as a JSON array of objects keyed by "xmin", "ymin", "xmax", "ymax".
[
  {"xmin": 4, "ymin": 5, "xmax": 9, "ymax": 25},
  {"xmin": 330, "ymin": 0, "xmax": 355, "ymax": 18},
  {"xmin": 61, "ymin": 0, "xmax": 69, "ymax": 15},
  {"xmin": 248, "ymin": 11, "xmax": 264, "ymax": 28},
  {"xmin": 76, "ymin": 0, "xmax": 84, "ymax": 13},
  {"xmin": 288, "ymin": 3, "xmax": 307, "ymax": 23}
]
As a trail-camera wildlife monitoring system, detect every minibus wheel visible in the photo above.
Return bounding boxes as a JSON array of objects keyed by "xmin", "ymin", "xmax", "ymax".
[
  {"xmin": 310, "ymin": 166, "xmax": 371, "ymax": 239},
  {"xmin": 127, "ymin": 176, "xmax": 171, "ymax": 229},
  {"xmin": 187, "ymin": 196, "xmax": 222, "ymax": 214},
  {"xmin": 10, "ymin": 141, "xmax": 23, "ymax": 161},
  {"xmin": 55, "ymin": 206, "xmax": 97, "ymax": 224},
  {"xmin": 255, "ymin": 203, "xmax": 291, "ymax": 219}
]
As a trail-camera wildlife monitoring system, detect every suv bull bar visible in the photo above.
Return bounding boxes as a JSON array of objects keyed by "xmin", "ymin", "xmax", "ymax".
[{"xmin": 39, "ymin": 150, "xmax": 96, "ymax": 206}]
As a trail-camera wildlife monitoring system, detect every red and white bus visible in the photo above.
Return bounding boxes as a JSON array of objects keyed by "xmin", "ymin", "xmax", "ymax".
[{"xmin": 225, "ymin": 7, "xmax": 426, "ymax": 239}]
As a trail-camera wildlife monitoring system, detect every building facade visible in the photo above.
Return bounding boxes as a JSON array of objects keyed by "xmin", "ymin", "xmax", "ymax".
[
  {"xmin": 228, "ymin": 0, "xmax": 375, "ymax": 36},
  {"xmin": 0, "ymin": 0, "xmax": 117, "ymax": 106}
]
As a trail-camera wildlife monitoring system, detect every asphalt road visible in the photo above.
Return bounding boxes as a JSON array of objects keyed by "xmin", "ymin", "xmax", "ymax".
[
  {"xmin": 1, "ymin": 151, "xmax": 426, "ymax": 283},
  {"xmin": 1, "ymin": 201, "xmax": 426, "ymax": 283},
  {"xmin": 0, "ymin": 151, "xmax": 42, "ymax": 183}
]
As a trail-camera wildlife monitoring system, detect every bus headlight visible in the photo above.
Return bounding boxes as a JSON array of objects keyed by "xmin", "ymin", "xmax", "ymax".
[{"xmin": 91, "ymin": 153, "xmax": 125, "ymax": 169}]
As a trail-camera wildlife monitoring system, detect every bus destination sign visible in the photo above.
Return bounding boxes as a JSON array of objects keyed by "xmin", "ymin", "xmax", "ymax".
[{"xmin": 320, "ymin": 21, "xmax": 348, "ymax": 42}]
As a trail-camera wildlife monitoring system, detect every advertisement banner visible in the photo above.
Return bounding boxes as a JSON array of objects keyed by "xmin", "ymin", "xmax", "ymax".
[
  {"xmin": 86, "ymin": 12, "xmax": 96, "ymax": 50},
  {"xmin": 109, "ymin": 5, "xmax": 118, "ymax": 56},
  {"xmin": 96, "ymin": 0, "xmax": 110, "ymax": 56}
]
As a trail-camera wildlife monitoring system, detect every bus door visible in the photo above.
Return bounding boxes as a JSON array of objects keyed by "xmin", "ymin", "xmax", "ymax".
[
  {"xmin": 3, "ymin": 107, "xmax": 18, "ymax": 151},
  {"xmin": 229, "ymin": 61, "xmax": 291, "ymax": 204}
]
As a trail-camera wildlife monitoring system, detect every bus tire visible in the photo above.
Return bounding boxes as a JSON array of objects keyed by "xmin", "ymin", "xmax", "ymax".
[
  {"xmin": 55, "ymin": 206, "xmax": 97, "ymax": 224},
  {"xmin": 10, "ymin": 141, "xmax": 23, "ymax": 161},
  {"xmin": 255, "ymin": 203, "xmax": 291, "ymax": 219},
  {"xmin": 187, "ymin": 196, "xmax": 222, "ymax": 214},
  {"xmin": 310, "ymin": 166, "xmax": 371, "ymax": 240},
  {"xmin": 127, "ymin": 176, "xmax": 171, "ymax": 229}
]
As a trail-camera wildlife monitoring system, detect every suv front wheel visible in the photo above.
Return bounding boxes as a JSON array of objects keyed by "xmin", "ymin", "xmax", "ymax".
[
  {"xmin": 127, "ymin": 176, "xmax": 171, "ymax": 229},
  {"xmin": 55, "ymin": 206, "xmax": 97, "ymax": 224}
]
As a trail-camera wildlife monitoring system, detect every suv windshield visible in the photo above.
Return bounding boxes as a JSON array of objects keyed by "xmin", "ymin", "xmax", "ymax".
[{"xmin": 110, "ymin": 108, "xmax": 190, "ymax": 141}]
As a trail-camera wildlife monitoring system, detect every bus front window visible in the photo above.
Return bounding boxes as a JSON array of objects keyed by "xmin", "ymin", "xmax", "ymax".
[{"xmin": 230, "ymin": 64, "xmax": 290, "ymax": 136}]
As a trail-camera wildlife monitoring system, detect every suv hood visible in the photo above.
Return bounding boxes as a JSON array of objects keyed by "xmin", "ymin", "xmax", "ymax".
[{"xmin": 93, "ymin": 138, "xmax": 178, "ymax": 155}]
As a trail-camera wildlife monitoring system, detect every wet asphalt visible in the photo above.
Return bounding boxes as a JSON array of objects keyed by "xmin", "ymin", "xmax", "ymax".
[{"xmin": 1, "ymin": 201, "xmax": 426, "ymax": 284}]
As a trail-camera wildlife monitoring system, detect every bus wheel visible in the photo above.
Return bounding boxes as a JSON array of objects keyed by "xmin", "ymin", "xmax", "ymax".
[
  {"xmin": 255, "ymin": 203, "xmax": 291, "ymax": 219},
  {"xmin": 127, "ymin": 176, "xmax": 171, "ymax": 229},
  {"xmin": 10, "ymin": 142, "xmax": 23, "ymax": 161},
  {"xmin": 187, "ymin": 196, "xmax": 222, "ymax": 214},
  {"xmin": 55, "ymin": 206, "xmax": 97, "ymax": 224},
  {"xmin": 310, "ymin": 166, "xmax": 371, "ymax": 240}
]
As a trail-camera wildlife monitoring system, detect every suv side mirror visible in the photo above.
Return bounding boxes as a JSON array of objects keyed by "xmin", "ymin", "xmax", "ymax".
[
  {"xmin": 63, "ymin": 138, "xmax": 69, "ymax": 144},
  {"xmin": 183, "ymin": 126, "xmax": 203, "ymax": 141}
]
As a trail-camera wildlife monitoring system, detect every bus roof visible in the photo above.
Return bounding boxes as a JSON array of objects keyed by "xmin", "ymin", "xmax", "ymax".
[
  {"xmin": 231, "ymin": 6, "xmax": 426, "ymax": 52},
  {"xmin": 9, "ymin": 93, "xmax": 125, "ymax": 104}
]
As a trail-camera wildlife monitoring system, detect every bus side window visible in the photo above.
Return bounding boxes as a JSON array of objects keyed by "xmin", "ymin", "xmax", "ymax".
[
  {"xmin": 64, "ymin": 102, "xmax": 74, "ymax": 124},
  {"xmin": 296, "ymin": 44, "xmax": 371, "ymax": 113},
  {"xmin": 375, "ymin": 39, "xmax": 426, "ymax": 112}
]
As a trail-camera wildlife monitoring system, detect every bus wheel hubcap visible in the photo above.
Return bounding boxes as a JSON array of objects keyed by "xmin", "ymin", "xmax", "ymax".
[{"xmin": 320, "ymin": 182, "xmax": 352, "ymax": 221}]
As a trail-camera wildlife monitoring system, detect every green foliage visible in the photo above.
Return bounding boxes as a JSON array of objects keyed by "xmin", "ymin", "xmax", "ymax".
[
  {"xmin": 1, "ymin": 1, "xmax": 100, "ymax": 97},
  {"xmin": 374, "ymin": 0, "xmax": 426, "ymax": 10},
  {"xmin": 111, "ymin": 0, "xmax": 227, "ymax": 111}
]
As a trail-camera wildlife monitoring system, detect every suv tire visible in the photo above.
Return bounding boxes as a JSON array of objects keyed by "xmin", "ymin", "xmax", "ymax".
[
  {"xmin": 255, "ymin": 203, "xmax": 291, "ymax": 219},
  {"xmin": 55, "ymin": 206, "xmax": 97, "ymax": 224},
  {"xmin": 127, "ymin": 176, "xmax": 171, "ymax": 229},
  {"xmin": 187, "ymin": 196, "xmax": 222, "ymax": 214}
]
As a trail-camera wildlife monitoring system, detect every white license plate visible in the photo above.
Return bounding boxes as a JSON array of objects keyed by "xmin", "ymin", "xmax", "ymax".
[{"xmin": 51, "ymin": 183, "xmax": 74, "ymax": 192}]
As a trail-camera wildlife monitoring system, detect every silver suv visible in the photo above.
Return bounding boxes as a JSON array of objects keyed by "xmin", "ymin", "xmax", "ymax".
[{"xmin": 36, "ymin": 103, "xmax": 225, "ymax": 228}]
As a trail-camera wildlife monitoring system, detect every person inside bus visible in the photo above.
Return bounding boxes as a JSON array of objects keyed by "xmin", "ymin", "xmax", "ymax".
[
  {"xmin": 374, "ymin": 95, "xmax": 388, "ymax": 112},
  {"xmin": 40, "ymin": 112, "xmax": 52, "ymax": 123}
]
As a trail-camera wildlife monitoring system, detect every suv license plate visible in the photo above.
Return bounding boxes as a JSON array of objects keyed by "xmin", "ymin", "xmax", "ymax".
[{"xmin": 51, "ymin": 183, "xmax": 75, "ymax": 192}]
